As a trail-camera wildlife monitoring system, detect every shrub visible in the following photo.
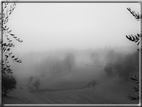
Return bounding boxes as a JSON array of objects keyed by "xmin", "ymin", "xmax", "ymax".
[
  {"xmin": 104, "ymin": 63, "xmax": 113, "ymax": 76},
  {"xmin": 2, "ymin": 74, "xmax": 17, "ymax": 96}
]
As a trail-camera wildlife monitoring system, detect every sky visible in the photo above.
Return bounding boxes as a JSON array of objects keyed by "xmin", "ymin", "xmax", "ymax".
[{"xmin": 4, "ymin": 2, "xmax": 141, "ymax": 53}]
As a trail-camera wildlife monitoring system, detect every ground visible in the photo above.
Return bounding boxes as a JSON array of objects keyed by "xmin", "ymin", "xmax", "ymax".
[
  {"xmin": 2, "ymin": 65, "xmax": 139, "ymax": 105},
  {"xmin": 3, "ymin": 77, "xmax": 138, "ymax": 104}
]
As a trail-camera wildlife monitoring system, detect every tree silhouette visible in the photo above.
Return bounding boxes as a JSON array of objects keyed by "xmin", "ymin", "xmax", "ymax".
[
  {"xmin": 126, "ymin": 7, "xmax": 141, "ymax": 101},
  {"xmin": 0, "ymin": 0, "xmax": 23, "ymax": 96},
  {"xmin": 2, "ymin": 74, "xmax": 17, "ymax": 96},
  {"xmin": 104, "ymin": 63, "xmax": 113, "ymax": 76},
  {"xmin": 33, "ymin": 78, "xmax": 40, "ymax": 90},
  {"xmin": 28, "ymin": 76, "xmax": 33, "ymax": 85},
  {"xmin": 64, "ymin": 53, "xmax": 75, "ymax": 71}
]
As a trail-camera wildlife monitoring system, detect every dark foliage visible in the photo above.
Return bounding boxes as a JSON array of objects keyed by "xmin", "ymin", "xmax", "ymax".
[
  {"xmin": 64, "ymin": 53, "xmax": 75, "ymax": 71},
  {"xmin": 126, "ymin": 7, "xmax": 142, "ymax": 52},
  {"xmin": 113, "ymin": 52, "xmax": 138, "ymax": 82},
  {"xmin": 127, "ymin": 7, "xmax": 142, "ymax": 20},
  {"xmin": 2, "ymin": 74, "xmax": 17, "ymax": 96},
  {"xmin": 126, "ymin": 7, "xmax": 141, "ymax": 101},
  {"xmin": 104, "ymin": 63, "xmax": 113, "ymax": 76},
  {"xmin": 0, "ymin": 0, "xmax": 23, "ymax": 96},
  {"xmin": 0, "ymin": 1, "xmax": 23, "ymax": 74},
  {"xmin": 127, "ymin": 75, "xmax": 139, "ymax": 100}
]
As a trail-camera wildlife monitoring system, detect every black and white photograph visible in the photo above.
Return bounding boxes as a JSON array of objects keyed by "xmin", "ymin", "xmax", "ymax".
[{"xmin": 0, "ymin": 0, "xmax": 141, "ymax": 105}]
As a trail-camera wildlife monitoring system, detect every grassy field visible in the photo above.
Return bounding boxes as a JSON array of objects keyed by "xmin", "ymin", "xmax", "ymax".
[
  {"xmin": 2, "ymin": 65, "xmax": 139, "ymax": 104},
  {"xmin": 3, "ymin": 83, "xmax": 138, "ymax": 104}
]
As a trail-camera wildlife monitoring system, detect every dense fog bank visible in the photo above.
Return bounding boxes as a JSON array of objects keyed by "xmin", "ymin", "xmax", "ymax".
[{"xmin": 9, "ymin": 45, "xmax": 139, "ymax": 91}]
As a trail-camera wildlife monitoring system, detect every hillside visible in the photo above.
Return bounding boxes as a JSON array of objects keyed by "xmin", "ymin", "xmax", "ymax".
[{"xmin": 3, "ymin": 75, "xmax": 138, "ymax": 104}]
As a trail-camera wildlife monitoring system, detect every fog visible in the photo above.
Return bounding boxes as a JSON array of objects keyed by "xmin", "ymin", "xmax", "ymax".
[
  {"xmin": 9, "ymin": 45, "xmax": 138, "ymax": 91},
  {"xmin": 2, "ymin": 2, "xmax": 140, "ymax": 104},
  {"xmin": 7, "ymin": 3, "xmax": 140, "ymax": 53}
]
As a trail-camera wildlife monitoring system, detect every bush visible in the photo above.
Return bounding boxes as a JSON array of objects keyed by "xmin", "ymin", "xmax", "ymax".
[
  {"xmin": 104, "ymin": 63, "xmax": 113, "ymax": 76},
  {"xmin": 2, "ymin": 74, "xmax": 17, "ymax": 96}
]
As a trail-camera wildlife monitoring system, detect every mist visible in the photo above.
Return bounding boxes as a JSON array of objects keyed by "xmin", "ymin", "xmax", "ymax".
[
  {"xmin": 2, "ymin": 2, "xmax": 140, "ymax": 104},
  {"xmin": 9, "ymin": 45, "xmax": 138, "ymax": 91}
]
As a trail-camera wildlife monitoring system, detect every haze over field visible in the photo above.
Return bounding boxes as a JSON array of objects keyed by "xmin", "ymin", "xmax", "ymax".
[{"xmin": 2, "ymin": 2, "xmax": 140, "ymax": 104}]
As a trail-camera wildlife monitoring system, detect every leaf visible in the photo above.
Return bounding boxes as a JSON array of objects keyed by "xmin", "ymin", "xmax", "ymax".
[
  {"xmin": 128, "ymin": 95, "xmax": 139, "ymax": 100},
  {"xmin": 137, "ymin": 42, "xmax": 140, "ymax": 45},
  {"xmin": 7, "ymin": 48, "xmax": 10, "ymax": 51},
  {"xmin": 133, "ymin": 85, "xmax": 139, "ymax": 92},
  {"xmin": 2, "ymin": 43, "xmax": 6, "ymax": 46},
  {"xmin": 135, "ymin": 35, "xmax": 139, "ymax": 41},
  {"xmin": 137, "ymin": 33, "xmax": 140, "ymax": 37},
  {"xmin": 10, "ymin": 34, "xmax": 14, "ymax": 36},
  {"xmin": 136, "ymin": 82, "xmax": 139, "ymax": 84},
  {"xmin": 6, "ymin": 65, "xmax": 10, "ymax": 68},
  {"xmin": 130, "ymin": 77, "xmax": 138, "ymax": 81},
  {"xmin": 2, "ymin": 67, "xmax": 6, "ymax": 72},
  {"xmin": 6, "ymin": 27, "xmax": 9, "ymax": 30},
  {"xmin": 11, "ymin": 55, "xmax": 15, "ymax": 58},
  {"xmin": 5, "ymin": 54, "xmax": 9, "ymax": 58},
  {"xmin": 8, "ymin": 30, "xmax": 12, "ymax": 33},
  {"xmin": 133, "ymin": 74, "xmax": 139, "ymax": 80},
  {"xmin": 14, "ymin": 58, "xmax": 18, "ymax": 61},
  {"xmin": 17, "ymin": 60, "xmax": 22, "ymax": 63},
  {"xmin": 137, "ymin": 48, "xmax": 142, "ymax": 52},
  {"xmin": 127, "ymin": 7, "xmax": 131, "ymax": 11}
]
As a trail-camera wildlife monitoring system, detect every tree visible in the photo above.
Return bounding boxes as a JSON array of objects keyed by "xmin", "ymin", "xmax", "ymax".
[
  {"xmin": 113, "ymin": 53, "xmax": 124, "ymax": 74},
  {"xmin": 104, "ymin": 63, "xmax": 113, "ymax": 76},
  {"xmin": 64, "ymin": 53, "xmax": 75, "ymax": 71},
  {"xmin": 0, "ymin": 0, "xmax": 23, "ymax": 96},
  {"xmin": 125, "ymin": 7, "xmax": 141, "ymax": 101},
  {"xmin": 1, "ymin": 0, "xmax": 23, "ymax": 74},
  {"xmin": 33, "ymin": 78, "xmax": 40, "ymax": 90},
  {"xmin": 53, "ymin": 59, "xmax": 64, "ymax": 74},
  {"xmin": 46, "ymin": 56, "xmax": 61, "ymax": 75},
  {"xmin": 2, "ymin": 74, "xmax": 17, "ymax": 96},
  {"xmin": 90, "ymin": 52, "xmax": 101, "ymax": 66},
  {"xmin": 28, "ymin": 76, "xmax": 33, "ymax": 85}
]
